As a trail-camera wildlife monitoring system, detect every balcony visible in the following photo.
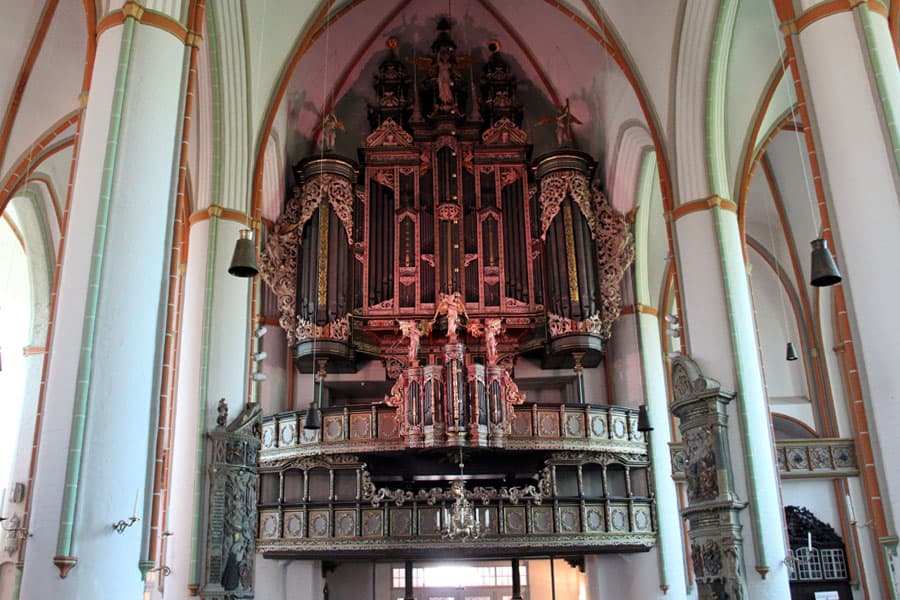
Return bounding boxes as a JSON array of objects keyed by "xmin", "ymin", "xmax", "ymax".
[{"xmin": 260, "ymin": 402, "xmax": 649, "ymax": 460}]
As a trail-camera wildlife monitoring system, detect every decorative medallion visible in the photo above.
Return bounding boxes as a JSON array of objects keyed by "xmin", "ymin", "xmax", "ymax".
[
  {"xmin": 505, "ymin": 507, "xmax": 526, "ymax": 534},
  {"xmin": 532, "ymin": 506, "xmax": 553, "ymax": 534},
  {"xmin": 280, "ymin": 423, "xmax": 296, "ymax": 446},
  {"xmin": 310, "ymin": 511, "xmax": 330, "ymax": 538},
  {"xmin": 559, "ymin": 507, "xmax": 579, "ymax": 533},
  {"xmin": 610, "ymin": 508, "xmax": 628, "ymax": 532},
  {"xmin": 437, "ymin": 203, "xmax": 462, "ymax": 221},
  {"xmin": 335, "ymin": 510, "xmax": 356, "ymax": 537},
  {"xmin": 633, "ymin": 508, "xmax": 651, "ymax": 532},
  {"xmin": 585, "ymin": 507, "xmax": 604, "ymax": 532},
  {"xmin": 260, "ymin": 513, "xmax": 279, "ymax": 538},
  {"xmin": 590, "ymin": 415, "xmax": 607, "ymax": 438},
  {"xmin": 262, "ymin": 425, "xmax": 275, "ymax": 449},
  {"xmin": 284, "ymin": 512, "xmax": 304, "ymax": 538},
  {"xmin": 362, "ymin": 511, "xmax": 383, "ymax": 537}
]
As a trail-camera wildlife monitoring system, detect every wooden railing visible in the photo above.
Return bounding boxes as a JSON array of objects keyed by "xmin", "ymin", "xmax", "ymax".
[
  {"xmin": 670, "ymin": 438, "xmax": 858, "ymax": 479},
  {"xmin": 260, "ymin": 402, "xmax": 649, "ymax": 461}
]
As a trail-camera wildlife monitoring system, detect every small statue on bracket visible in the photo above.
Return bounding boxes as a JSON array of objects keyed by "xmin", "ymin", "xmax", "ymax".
[
  {"xmin": 317, "ymin": 111, "xmax": 346, "ymax": 152},
  {"xmin": 468, "ymin": 318, "xmax": 503, "ymax": 365},
  {"xmin": 398, "ymin": 320, "xmax": 431, "ymax": 367},
  {"xmin": 216, "ymin": 398, "xmax": 229, "ymax": 428}
]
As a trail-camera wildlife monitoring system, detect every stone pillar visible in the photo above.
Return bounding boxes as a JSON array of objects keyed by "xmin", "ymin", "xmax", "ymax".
[
  {"xmin": 781, "ymin": 3, "xmax": 900, "ymax": 589},
  {"xmin": 672, "ymin": 199, "xmax": 790, "ymax": 597},
  {"xmin": 636, "ymin": 308, "xmax": 688, "ymax": 599},
  {"xmin": 18, "ymin": 4, "xmax": 189, "ymax": 598}
]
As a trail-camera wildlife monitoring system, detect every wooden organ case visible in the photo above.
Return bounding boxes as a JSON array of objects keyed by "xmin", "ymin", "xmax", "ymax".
[{"xmin": 258, "ymin": 22, "xmax": 649, "ymax": 561}]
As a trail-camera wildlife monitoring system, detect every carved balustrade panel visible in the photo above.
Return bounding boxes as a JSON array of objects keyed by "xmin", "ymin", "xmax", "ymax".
[{"xmin": 257, "ymin": 453, "xmax": 653, "ymax": 558}]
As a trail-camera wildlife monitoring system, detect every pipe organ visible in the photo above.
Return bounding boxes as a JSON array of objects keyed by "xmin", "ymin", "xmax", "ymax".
[{"xmin": 258, "ymin": 19, "xmax": 643, "ymax": 560}]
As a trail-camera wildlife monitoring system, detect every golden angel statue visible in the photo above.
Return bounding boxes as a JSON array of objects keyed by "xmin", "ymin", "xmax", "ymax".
[{"xmin": 434, "ymin": 291, "xmax": 468, "ymax": 341}]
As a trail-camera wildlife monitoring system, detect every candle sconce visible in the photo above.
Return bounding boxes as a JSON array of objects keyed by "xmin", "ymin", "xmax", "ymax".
[
  {"xmin": 112, "ymin": 515, "xmax": 140, "ymax": 534},
  {"xmin": 149, "ymin": 565, "xmax": 172, "ymax": 577},
  {"xmin": 113, "ymin": 489, "xmax": 141, "ymax": 533}
]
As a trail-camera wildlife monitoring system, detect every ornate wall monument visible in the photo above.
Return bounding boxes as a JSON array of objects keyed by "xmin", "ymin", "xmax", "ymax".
[
  {"xmin": 200, "ymin": 401, "xmax": 262, "ymax": 599},
  {"xmin": 670, "ymin": 355, "xmax": 747, "ymax": 599}
]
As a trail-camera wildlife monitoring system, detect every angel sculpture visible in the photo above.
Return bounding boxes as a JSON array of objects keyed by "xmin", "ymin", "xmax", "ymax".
[
  {"xmin": 483, "ymin": 318, "xmax": 503, "ymax": 365},
  {"xmin": 434, "ymin": 291, "xmax": 468, "ymax": 341},
  {"xmin": 535, "ymin": 98, "xmax": 582, "ymax": 147},
  {"xmin": 468, "ymin": 318, "xmax": 503, "ymax": 365},
  {"xmin": 317, "ymin": 111, "xmax": 346, "ymax": 152}
]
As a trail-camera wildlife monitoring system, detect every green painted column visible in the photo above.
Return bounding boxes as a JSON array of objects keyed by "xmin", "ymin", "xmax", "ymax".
[{"xmin": 19, "ymin": 10, "xmax": 189, "ymax": 599}]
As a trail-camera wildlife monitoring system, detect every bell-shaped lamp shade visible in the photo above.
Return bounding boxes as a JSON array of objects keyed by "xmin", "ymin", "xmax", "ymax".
[
  {"xmin": 637, "ymin": 404, "xmax": 653, "ymax": 433},
  {"xmin": 304, "ymin": 402, "xmax": 322, "ymax": 430},
  {"xmin": 786, "ymin": 342, "xmax": 799, "ymax": 361},
  {"xmin": 228, "ymin": 229, "xmax": 259, "ymax": 278},
  {"xmin": 809, "ymin": 238, "xmax": 841, "ymax": 287}
]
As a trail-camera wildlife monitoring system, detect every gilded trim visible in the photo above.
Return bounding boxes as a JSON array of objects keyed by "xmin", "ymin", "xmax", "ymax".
[
  {"xmin": 317, "ymin": 204, "xmax": 329, "ymax": 306},
  {"xmin": 562, "ymin": 203, "xmax": 580, "ymax": 302}
]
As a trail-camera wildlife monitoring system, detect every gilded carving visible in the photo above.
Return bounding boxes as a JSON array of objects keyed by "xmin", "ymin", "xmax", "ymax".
[
  {"xmin": 260, "ymin": 172, "xmax": 355, "ymax": 345},
  {"xmin": 538, "ymin": 170, "xmax": 633, "ymax": 339},
  {"xmin": 481, "ymin": 117, "xmax": 527, "ymax": 145}
]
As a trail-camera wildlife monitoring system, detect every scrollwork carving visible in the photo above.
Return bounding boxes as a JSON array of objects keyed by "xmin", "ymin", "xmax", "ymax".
[
  {"xmin": 538, "ymin": 171, "xmax": 634, "ymax": 339},
  {"xmin": 260, "ymin": 173, "xmax": 355, "ymax": 345}
]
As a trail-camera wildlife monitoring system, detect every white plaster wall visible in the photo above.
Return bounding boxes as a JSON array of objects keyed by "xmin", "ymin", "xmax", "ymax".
[
  {"xmin": 1, "ymin": 0, "xmax": 85, "ymax": 178},
  {"xmin": 586, "ymin": 551, "xmax": 669, "ymax": 600},
  {"xmin": 608, "ymin": 314, "xmax": 644, "ymax": 407},
  {"xmin": 255, "ymin": 558, "xmax": 324, "ymax": 600},
  {"xmin": 747, "ymin": 251, "xmax": 808, "ymax": 404},
  {"xmin": 258, "ymin": 326, "xmax": 288, "ymax": 416},
  {"xmin": 724, "ymin": 0, "xmax": 785, "ymax": 194},
  {"xmin": 593, "ymin": 0, "xmax": 678, "ymax": 143}
]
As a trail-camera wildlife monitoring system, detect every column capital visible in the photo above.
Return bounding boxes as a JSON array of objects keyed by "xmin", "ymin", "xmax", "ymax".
[{"xmin": 667, "ymin": 194, "xmax": 737, "ymax": 223}]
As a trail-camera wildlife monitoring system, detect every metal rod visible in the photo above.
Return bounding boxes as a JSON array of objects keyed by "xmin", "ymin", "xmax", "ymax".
[
  {"xmin": 550, "ymin": 556, "xmax": 557, "ymax": 600},
  {"xmin": 404, "ymin": 560, "xmax": 414, "ymax": 600},
  {"xmin": 511, "ymin": 558, "xmax": 523, "ymax": 600}
]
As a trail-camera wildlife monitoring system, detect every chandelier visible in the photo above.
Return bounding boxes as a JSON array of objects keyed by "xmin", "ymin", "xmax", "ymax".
[{"xmin": 442, "ymin": 479, "xmax": 483, "ymax": 541}]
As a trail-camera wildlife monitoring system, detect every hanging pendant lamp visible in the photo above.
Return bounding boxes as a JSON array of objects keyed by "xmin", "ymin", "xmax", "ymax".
[
  {"xmin": 228, "ymin": 229, "xmax": 259, "ymax": 278},
  {"xmin": 786, "ymin": 342, "xmax": 799, "ymax": 361},
  {"xmin": 303, "ymin": 402, "xmax": 322, "ymax": 430},
  {"xmin": 809, "ymin": 238, "xmax": 841, "ymax": 287},
  {"xmin": 637, "ymin": 404, "xmax": 653, "ymax": 433}
]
